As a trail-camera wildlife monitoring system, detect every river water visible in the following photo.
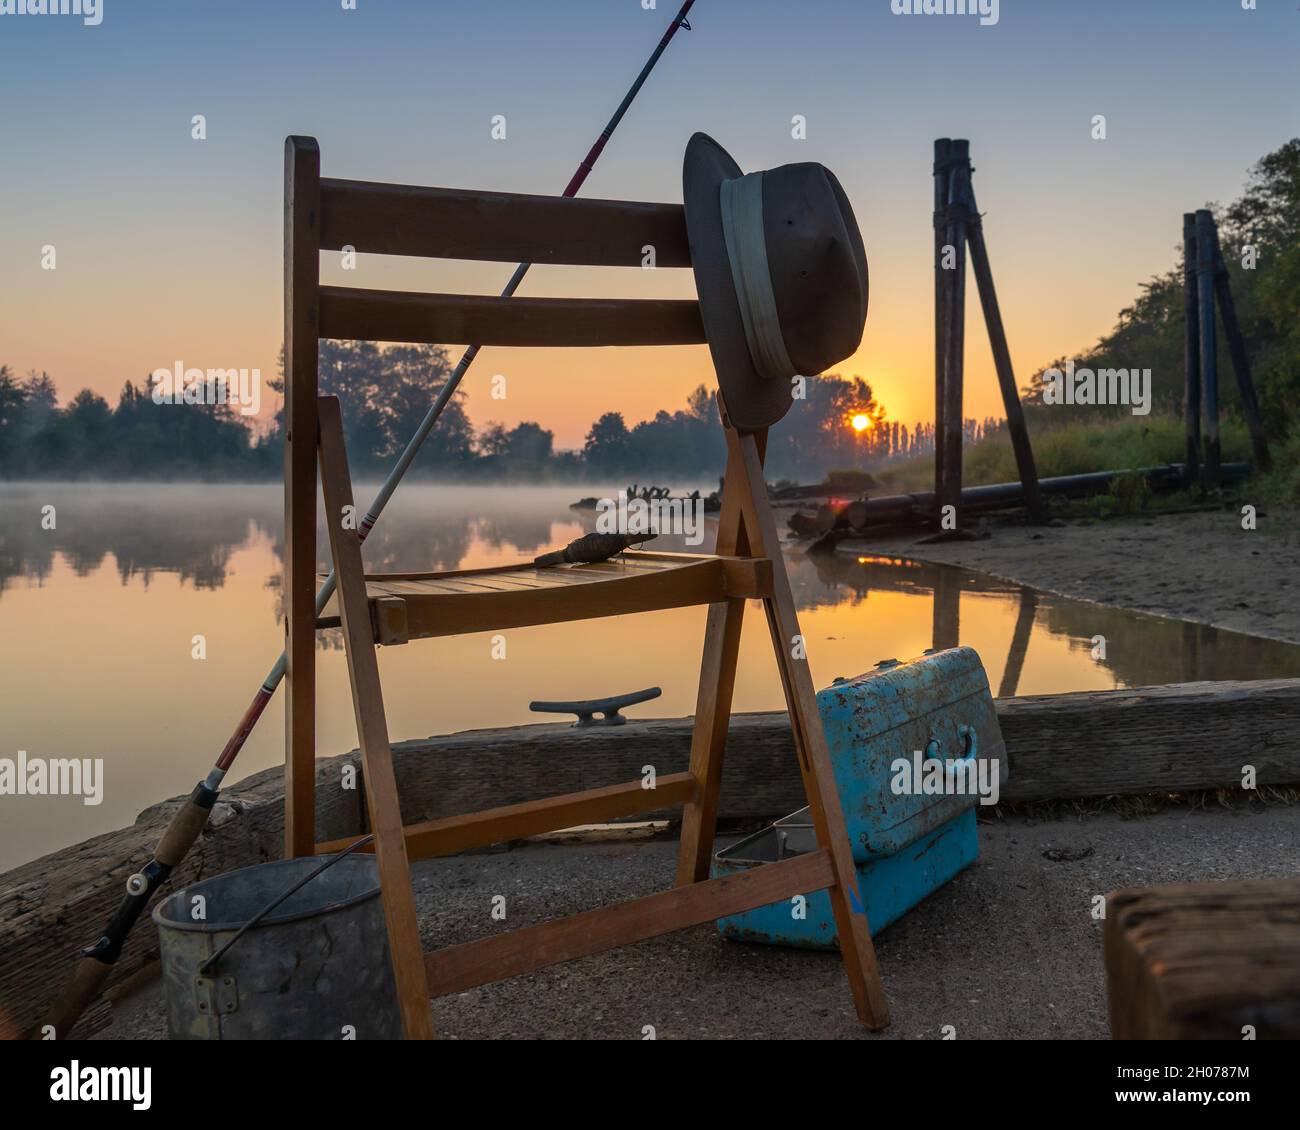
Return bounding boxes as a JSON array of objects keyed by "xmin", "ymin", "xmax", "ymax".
[{"xmin": 2, "ymin": 482, "xmax": 1297, "ymax": 870}]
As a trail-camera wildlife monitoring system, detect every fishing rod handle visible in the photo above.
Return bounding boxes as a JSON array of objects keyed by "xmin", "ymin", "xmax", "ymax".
[
  {"xmin": 42, "ymin": 781, "xmax": 217, "ymax": 1038},
  {"xmin": 44, "ymin": 957, "xmax": 112, "ymax": 1040},
  {"xmin": 155, "ymin": 782, "xmax": 218, "ymax": 868}
]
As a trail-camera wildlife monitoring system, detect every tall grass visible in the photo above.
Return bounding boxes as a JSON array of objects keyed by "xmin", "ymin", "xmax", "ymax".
[
  {"xmin": 1255, "ymin": 429, "xmax": 1300, "ymax": 504},
  {"xmin": 879, "ymin": 415, "xmax": 1254, "ymax": 493}
]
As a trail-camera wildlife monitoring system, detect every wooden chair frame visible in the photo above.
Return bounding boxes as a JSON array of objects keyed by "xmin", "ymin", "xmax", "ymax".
[{"xmin": 284, "ymin": 135, "xmax": 890, "ymax": 1039}]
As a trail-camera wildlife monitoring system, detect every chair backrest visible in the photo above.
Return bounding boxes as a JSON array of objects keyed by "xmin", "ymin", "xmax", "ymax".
[{"xmin": 286, "ymin": 135, "xmax": 705, "ymax": 353}]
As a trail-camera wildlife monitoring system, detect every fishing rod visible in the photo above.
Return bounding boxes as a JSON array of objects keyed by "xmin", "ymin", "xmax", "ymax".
[{"xmin": 44, "ymin": 0, "xmax": 698, "ymax": 1040}]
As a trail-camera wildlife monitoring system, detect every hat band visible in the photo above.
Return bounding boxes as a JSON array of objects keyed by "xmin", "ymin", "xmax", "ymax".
[{"xmin": 719, "ymin": 172, "xmax": 797, "ymax": 382}]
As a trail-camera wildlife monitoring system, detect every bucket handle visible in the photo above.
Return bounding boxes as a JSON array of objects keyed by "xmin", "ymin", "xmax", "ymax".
[{"xmin": 196, "ymin": 834, "xmax": 375, "ymax": 977}]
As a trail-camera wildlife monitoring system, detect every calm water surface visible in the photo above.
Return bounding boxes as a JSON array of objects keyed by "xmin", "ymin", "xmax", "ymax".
[{"xmin": 2, "ymin": 482, "xmax": 1298, "ymax": 870}]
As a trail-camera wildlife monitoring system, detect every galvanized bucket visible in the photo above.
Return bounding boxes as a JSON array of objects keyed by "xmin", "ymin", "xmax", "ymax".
[{"xmin": 152, "ymin": 855, "xmax": 401, "ymax": 1040}]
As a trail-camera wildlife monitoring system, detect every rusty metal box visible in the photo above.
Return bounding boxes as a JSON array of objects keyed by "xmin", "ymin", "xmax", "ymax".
[{"xmin": 712, "ymin": 646, "xmax": 1006, "ymax": 945}]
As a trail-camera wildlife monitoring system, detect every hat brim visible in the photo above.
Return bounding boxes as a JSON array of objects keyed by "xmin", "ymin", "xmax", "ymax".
[{"xmin": 683, "ymin": 133, "xmax": 794, "ymax": 433}]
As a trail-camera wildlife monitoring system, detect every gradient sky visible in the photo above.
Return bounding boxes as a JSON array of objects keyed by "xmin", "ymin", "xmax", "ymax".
[{"xmin": 1, "ymin": 0, "xmax": 1296, "ymax": 448}]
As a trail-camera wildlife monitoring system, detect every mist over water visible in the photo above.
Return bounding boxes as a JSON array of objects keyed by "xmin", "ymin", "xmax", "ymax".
[{"xmin": 2, "ymin": 482, "xmax": 1297, "ymax": 871}]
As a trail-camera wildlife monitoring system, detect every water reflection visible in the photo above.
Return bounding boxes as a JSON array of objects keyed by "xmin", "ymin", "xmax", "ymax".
[
  {"xmin": 804, "ymin": 551, "xmax": 1300, "ymax": 688},
  {"xmin": 0, "ymin": 486, "xmax": 267, "ymax": 593},
  {"xmin": 2, "ymin": 484, "xmax": 1297, "ymax": 690},
  {"xmin": 2, "ymin": 483, "xmax": 1298, "ymax": 869}
]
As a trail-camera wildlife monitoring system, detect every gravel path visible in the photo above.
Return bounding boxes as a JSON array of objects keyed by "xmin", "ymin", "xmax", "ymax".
[{"xmin": 98, "ymin": 803, "xmax": 1300, "ymax": 1040}]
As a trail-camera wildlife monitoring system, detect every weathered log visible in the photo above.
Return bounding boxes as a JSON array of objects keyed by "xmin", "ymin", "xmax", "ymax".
[
  {"xmin": 2, "ymin": 678, "xmax": 1297, "ymax": 1038},
  {"xmin": 1106, "ymin": 877, "xmax": 1300, "ymax": 1039}
]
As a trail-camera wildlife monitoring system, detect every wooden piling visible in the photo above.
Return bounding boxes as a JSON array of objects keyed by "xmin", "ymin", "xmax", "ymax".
[
  {"xmin": 933, "ymin": 139, "xmax": 953, "ymax": 514},
  {"xmin": 1209, "ymin": 222, "xmax": 1271, "ymax": 471},
  {"xmin": 1194, "ymin": 210, "xmax": 1220, "ymax": 488},
  {"xmin": 939, "ymin": 140, "xmax": 970, "ymax": 523},
  {"xmin": 283, "ymin": 136, "xmax": 321, "ymax": 858},
  {"xmin": 1181, "ymin": 213, "xmax": 1201, "ymax": 487},
  {"xmin": 965, "ymin": 177, "xmax": 1046, "ymax": 524}
]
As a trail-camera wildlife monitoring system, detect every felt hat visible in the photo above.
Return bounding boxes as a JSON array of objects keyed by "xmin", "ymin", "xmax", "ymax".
[{"xmin": 682, "ymin": 133, "xmax": 869, "ymax": 432}]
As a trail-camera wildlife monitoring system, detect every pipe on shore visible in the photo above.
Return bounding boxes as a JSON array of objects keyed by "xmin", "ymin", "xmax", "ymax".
[{"xmin": 813, "ymin": 462, "xmax": 1252, "ymax": 529}]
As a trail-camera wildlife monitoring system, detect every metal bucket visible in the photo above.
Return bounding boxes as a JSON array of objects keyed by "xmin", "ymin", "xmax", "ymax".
[{"xmin": 152, "ymin": 855, "xmax": 401, "ymax": 1040}]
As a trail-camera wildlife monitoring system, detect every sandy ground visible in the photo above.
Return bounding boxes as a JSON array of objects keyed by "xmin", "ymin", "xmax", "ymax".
[
  {"xmin": 97, "ymin": 804, "xmax": 1300, "ymax": 1041},
  {"xmin": 842, "ymin": 506, "xmax": 1300, "ymax": 644}
]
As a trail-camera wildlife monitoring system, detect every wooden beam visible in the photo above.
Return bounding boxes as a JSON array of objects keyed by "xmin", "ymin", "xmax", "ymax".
[
  {"xmin": 422, "ymin": 849, "xmax": 835, "ymax": 997},
  {"xmin": 1106, "ymin": 877, "xmax": 1300, "ymax": 1039},
  {"xmin": 318, "ymin": 287, "xmax": 705, "ymax": 348},
  {"xmin": 316, "ymin": 772, "xmax": 698, "ymax": 860},
  {"xmin": 994, "ymin": 679, "xmax": 1300, "ymax": 800},
  {"xmin": 318, "ymin": 178, "xmax": 691, "ymax": 267},
  {"xmin": 1182, "ymin": 213, "xmax": 1201, "ymax": 486},
  {"xmin": 283, "ymin": 135, "xmax": 320, "ymax": 860},
  {"xmin": 1195, "ymin": 210, "xmax": 1220, "ymax": 488},
  {"xmin": 933, "ymin": 139, "xmax": 953, "ymax": 511},
  {"xmin": 371, "ymin": 679, "xmax": 1300, "ymax": 820},
  {"xmin": 939, "ymin": 141, "xmax": 970, "ymax": 523}
]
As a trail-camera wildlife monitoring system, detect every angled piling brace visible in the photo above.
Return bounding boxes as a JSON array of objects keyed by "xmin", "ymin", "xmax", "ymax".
[
  {"xmin": 1209, "ymin": 223, "xmax": 1271, "ymax": 471},
  {"xmin": 964, "ymin": 175, "xmax": 1046, "ymax": 524}
]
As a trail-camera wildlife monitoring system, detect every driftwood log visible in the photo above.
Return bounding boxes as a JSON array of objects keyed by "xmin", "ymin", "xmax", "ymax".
[{"xmin": 2, "ymin": 677, "xmax": 1297, "ymax": 1039}]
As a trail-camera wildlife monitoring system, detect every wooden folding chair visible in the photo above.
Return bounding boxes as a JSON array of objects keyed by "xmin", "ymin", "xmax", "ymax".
[{"xmin": 283, "ymin": 135, "xmax": 890, "ymax": 1039}]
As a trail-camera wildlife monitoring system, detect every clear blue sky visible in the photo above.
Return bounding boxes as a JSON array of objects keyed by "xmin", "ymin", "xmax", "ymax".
[{"xmin": 1, "ymin": 0, "xmax": 1296, "ymax": 443}]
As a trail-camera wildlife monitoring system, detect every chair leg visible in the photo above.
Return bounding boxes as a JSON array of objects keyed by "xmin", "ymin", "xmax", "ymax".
[
  {"xmin": 676, "ymin": 483, "xmax": 744, "ymax": 883},
  {"xmin": 728, "ymin": 425, "xmax": 892, "ymax": 1031},
  {"xmin": 675, "ymin": 428, "xmax": 767, "ymax": 885},
  {"xmin": 318, "ymin": 396, "xmax": 435, "ymax": 1041}
]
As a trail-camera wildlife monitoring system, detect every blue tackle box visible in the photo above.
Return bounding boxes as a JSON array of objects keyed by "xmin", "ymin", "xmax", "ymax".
[{"xmin": 713, "ymin": 646, "xmax": 1007, "ymax": 947}]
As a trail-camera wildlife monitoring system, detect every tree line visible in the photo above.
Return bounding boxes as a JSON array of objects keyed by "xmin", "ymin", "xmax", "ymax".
[
  {"xmin": 1021, "ymin": 138, "xmax": 1300, "ymax": 440},
  {"xmin": 0, "ymin": 343, "xmax": 916, "ymax": 483}
]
